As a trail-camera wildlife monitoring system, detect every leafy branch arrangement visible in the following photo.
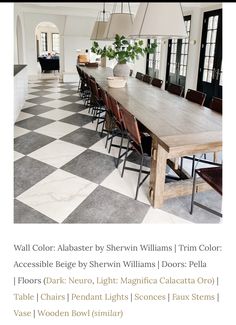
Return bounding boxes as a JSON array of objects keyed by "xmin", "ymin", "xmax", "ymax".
[{"xmin": 91, "ymin": 34, "xmax": 157, "ymax": 64}]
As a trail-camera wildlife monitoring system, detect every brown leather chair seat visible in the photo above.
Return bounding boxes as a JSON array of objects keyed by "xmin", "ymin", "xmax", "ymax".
[
  {"xmin": 190, "ymin": 166, "xmax": 222, "ymax": 217},
  {"xmin": 196, "ymin": 167, "xmax": 222, "ymax": 195}
]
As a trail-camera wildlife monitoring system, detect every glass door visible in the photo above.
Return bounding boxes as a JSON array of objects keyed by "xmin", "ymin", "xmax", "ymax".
[
  {"xmin": 146, "ymin": 39, "xmax": 162, "ymax": 78},
  {"xmin": 197, "ymin": 9, "xmax": 222, "ymax": 107},
  {"xmin": 165, "ymin": 16, "xmax": 191, "ymax": 93}
]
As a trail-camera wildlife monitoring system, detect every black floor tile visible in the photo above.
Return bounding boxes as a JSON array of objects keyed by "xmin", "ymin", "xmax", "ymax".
[
  {"xmin": 14, "ymin": 156, "xmax": 56, "ymax": 197},
  {"xmin": 63, "ymin": 186, "xmax": 149, "ymax": 223},
  {"xmin": 26, "ymin": 97, "xmax": 52, "ymax": 104},
  {"xmin": 15, "ymin": 116, "xmax": 54, "ymax": 130},
  {"xmin": 61, "ymin": 149, "xmax": 117, "ymax": 184},
  {"xmin": 60, "ymin": 113, "xmax": 92, "ymax": 126},
  {"xmin": 14, "ymin": 132, "xmax": 55, "ymax": 154},
  {"xmin": 59, "ymin": 103, "xmax": 86, "ymax": 112},
  {"xmin": 61, "ymin": 127, "xmax": 104, "ymax": 148},
  {"xmin": 22, "ymin": 105, "xmax": 54, "ymax": 115}
]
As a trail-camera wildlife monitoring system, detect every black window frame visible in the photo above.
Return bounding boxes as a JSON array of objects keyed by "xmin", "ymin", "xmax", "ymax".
[
  {"xmin": 52, "ymin": 33, "xmax": 60, "ymax": 53},
  {"xmin": 40, "ymin": 32, "xmax": 48, "ymax": 52}
]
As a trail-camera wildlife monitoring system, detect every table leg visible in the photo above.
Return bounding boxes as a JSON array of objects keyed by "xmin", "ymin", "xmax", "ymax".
[{"xmin": 149, "ymin": 138, "xmax": 168, "ymax": 208}]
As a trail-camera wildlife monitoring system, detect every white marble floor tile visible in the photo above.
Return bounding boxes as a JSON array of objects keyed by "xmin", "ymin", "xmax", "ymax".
[
  {"xmin": 35, "ymin": 121, "xmax": 79, "ymax": 139},
  {"xmin": 142, "ymin": 208, "xmax": 191, "ymax": 224},
  {"xmin": 43, "ymin": 93, "xmax": 68, "ymax": 99},
  {"xmin": 82, "ymin": 121, "xmax": 99, "ymax": 131},
  {"xmin": 78, "ymin": 108, "xmax": 92, "ymax": 116},
  {"xmin": 101, "ymin": 161, "xmax": 150, "ymax": 205},
  {"xmin": 26, "ymin": 94, "xmax": 37, "ymax": 100},
  {"xmin": 16, "ymin": 112, "xmax": 34, "ymax": 122},
  {"xmin": 14, "ymin": 126, "xmax": 30, "ymax": 138},
  {"xmin": 22, "ymin": 101, "xmax": 37, "ymax": 109},
  {"xmin": 28, "ymin": 139, "xmax": 86, "ymax": 168},
  {"xmin": 41, "ymin": 100, "xmax": 72, "ymax": 109},
  {"xmin": 27, "ymin": 88, "xmax": 41, "ymax": 93},
  {"xmin": 89, "ymin": 136, "xmax": 128, "ymax": 158},
  {"xmin": 45, "ymin": 87, "xmax": 63, "ymax": 93},
  {"xmin": 38, "ymin": 108, "xmax": 74, "ymax": 120},
  {"xmin": 14, "ymin": 151, "xmax": 25, "ymax": 161},
  {"xmin": 17, "ymin": 169, "xmax": 98, "ymax": 223}
]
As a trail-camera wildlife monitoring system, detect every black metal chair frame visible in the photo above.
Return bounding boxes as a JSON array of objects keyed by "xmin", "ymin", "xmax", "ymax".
[
  {"xmin": 121, "ymin": 132, "xmax": 151, "ymax": 201},
  {"xmin": 105, "ymin": 99, "xmax": 128, "ymax": 167},
  {"xmin": 190, "ymin": 167, "xmax": 222, "ymax": 217}
]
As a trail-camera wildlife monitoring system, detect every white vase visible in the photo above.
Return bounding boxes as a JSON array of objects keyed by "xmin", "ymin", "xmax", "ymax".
[{"xmin": 113, "ymin": 62, "xmax": 130, "ymax": 79}]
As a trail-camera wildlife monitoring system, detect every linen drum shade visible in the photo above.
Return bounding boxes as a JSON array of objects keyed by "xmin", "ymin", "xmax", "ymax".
[
  {"xmin": 90, "ymin": 21, "xmax": 108, "ymax": 40},
  {"xmin": 130, "ymin": 3, "xmax": 187, "ymax": 39},
  {"xmin": 104, "ymin": 13, "xmax": 134, "ymax": 40}
]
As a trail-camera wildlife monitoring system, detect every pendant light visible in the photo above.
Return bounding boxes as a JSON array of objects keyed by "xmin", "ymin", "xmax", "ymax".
[
  {"xmin": 103, "ymin": 3, "xmax": 134, "ymax": 40},
  {"xmin": 90, "ymin": 3, "xmax": 110, "ymax": 40},
  {"xmin": 130, "ymin": 3, "xmax": 187, "ymax": 39}
]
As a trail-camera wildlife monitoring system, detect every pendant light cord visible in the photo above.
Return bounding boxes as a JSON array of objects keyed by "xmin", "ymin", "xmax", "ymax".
[{"xmin": 139, "ymin": 3, "xmax": 149, "ymax": 37}]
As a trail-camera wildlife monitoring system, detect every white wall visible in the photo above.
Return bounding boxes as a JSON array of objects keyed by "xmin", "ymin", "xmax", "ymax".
[
  {"xmin": 14, "ymin": 3, "xmax": 222, "ymax": 84},
  {"xmin": 17, "ymin": 12, "xmax": 65, "ymax": 77},
  {"xmin": 14, "ymin": 8, "xmax": 26, "ymax": 64}
]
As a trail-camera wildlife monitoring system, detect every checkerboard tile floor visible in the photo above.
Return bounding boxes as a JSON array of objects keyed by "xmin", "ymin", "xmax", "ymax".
[{"xmin": 14, "ymin": 78, "xmax": 222, "ymax": 224}]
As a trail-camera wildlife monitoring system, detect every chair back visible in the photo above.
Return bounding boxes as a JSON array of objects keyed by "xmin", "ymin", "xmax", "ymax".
[
  {"xmin": 167, "ymin": 83, "xmax": 184, "ymax": 96},
  {"xmin": 99, "ymin": 87, "xmax": 109, "ymax": 110},
  {"xmin": 120, "ymin": 106, "xmax": 141, "ymax": 145},
  {"xmin": 210, "ymin": 97, "xmax": 222, "ymax": 114},
  {"xmin": 135, "ymin": 72, "xmax": 144, "ymax": 81},
  {"xmin": 186, "ymin": 89, "xmax": 206, "ymax": 105},
  {"xmin": 108, "ymin": 94, "xmax": 122, "ymax": 125},
  {"xmin": 143, "ymin": 74, "xmax": 152, "ymax": 84},
  {"xmin": 151, "ymin": 78, "xmax": 163, "ymax": 88},
  {"xmin": 90, "ymin": 78, "xmax": 100, "ymax": 101}
]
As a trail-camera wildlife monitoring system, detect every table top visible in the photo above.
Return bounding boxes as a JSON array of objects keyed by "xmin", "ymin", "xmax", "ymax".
[{"xmin": 80, "ymin": 66, "xmax": 222, "ymax": 156}]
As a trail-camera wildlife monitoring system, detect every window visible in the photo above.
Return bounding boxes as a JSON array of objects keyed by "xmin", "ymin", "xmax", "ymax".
[
  {"xmin": 41, "ymin": 32, "xmax": 47, "ymax": 52},
  {"xmin": 165, "ymin": 15, "xmax": 191, "ymax": 91},
  {"xmin": 146, "ymin": 39, "xmax": 162, "ymax": 77},
  {"xmin": 52, "ymin": 33, "xmax": 60, "ymax": 53},
  {"xmin": 179, "ymin": 18, "xmax": 191, "ymax": 77},
  {"xmin": 202, "ymin": 15, "xmax": 219, "ymax": 83}
]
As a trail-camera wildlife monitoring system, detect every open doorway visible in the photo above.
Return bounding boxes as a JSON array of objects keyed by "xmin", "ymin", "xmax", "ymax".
[{"xmin": 35, "ymin": 22, "xmax": 60, "ymax": 77}]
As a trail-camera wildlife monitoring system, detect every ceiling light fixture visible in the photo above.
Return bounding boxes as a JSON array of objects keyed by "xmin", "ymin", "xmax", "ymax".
[
  {"xmin": 103, "ymin": 3, "xmax": 134, "ymax": 40},
  {"xmin": 90, "ymin": 3, "xmax": 110, "ymax": 40},
  {"xmin": 130, "ymin": 3, "xmax": 187, "ymax": 39}
]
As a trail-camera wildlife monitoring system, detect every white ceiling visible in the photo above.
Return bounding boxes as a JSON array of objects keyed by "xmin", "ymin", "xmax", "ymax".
[{"xmin": 17, "ymin": 2, "xmax": 222, "ymax": 17}]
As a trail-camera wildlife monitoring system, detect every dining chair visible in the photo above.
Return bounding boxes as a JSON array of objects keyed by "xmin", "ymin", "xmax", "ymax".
[
  {"xmin": 167, "ymin": 83, "xmax": 184, "ymax": 96},
  {"xmin": 106, "ymin": 94, "xmax": 128, "ymax": 167},
  {"xmin": 151, "ymin": 78, "xmax": 163, "ymax": 88},
  {"xmin": 99, "ymin": 87, "xmax": 118, "ymax": 141},
  {"xmin": 143, "ymin": 74, "xmax": 152, "ymax": 84},
  {"xmin": 89, "ymin": 78, "xmax": 105, "ymax": 128},
  {"xmin": 181, "ymin": 89, "xmax": 207, "ymax": 176},
  {"xmin": 120, "ymin": 106, "xmax": 152, "ymax": 200},
  {"xmin": 190, "ymin": 166, "xmax": 222, "ymax": 217},
  {"xmin": 129, "ymin": 69, "xmax": 133, "ymax": 77},
  {"xmin": 210, "ymin": 97, "xmax": 222, "ymax": 114},
  {"xmin": 185, "ymin": 89, "xmax": 206, "ymax": 105},
  {"xmin": 135, "ymin": 72, "xmax": 144, "ymax": 81},
  {"xmin": 76, "ymin": 65, "xmax": 82, "ymax": 92}
]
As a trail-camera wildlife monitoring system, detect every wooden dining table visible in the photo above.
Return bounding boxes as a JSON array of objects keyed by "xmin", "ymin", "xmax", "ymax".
[{"xmin": 79, "ymin": 66, "xmax": 222, "ymax": 208}]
